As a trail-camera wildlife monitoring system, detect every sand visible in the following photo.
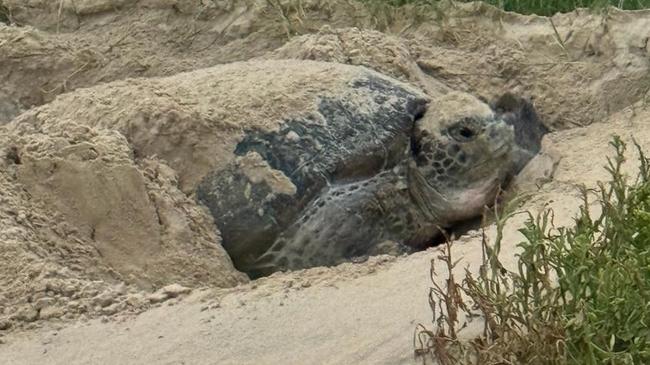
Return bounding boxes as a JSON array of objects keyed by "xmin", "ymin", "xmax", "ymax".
[
  {"xmin": 3, "ymin": 109, "xmax": 650, "ymax": 364},
  {"xmin": 1, "ymin": 0, "xmax": 649, "ymax": 364}
]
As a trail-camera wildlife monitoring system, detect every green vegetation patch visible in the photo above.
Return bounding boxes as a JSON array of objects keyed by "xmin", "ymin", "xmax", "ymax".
[
  {"xmin": 415, "ymin": 137, "xmax": 650, "ymax": 364},
  {"xmin": 0, "ymin": 4, "xmax": 9, "ymax": 24},
  {"xmin": 363, "ymin": 0, "xmax": 650, "ymax": 16}
]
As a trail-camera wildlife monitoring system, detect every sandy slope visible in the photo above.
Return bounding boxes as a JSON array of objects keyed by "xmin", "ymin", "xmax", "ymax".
[
  {"xmin": 3, "ymin": 105, "xmax": 650, "ymax": 364},
  {"xmin": 1, "ymin": 0, "xmax": 650, "ymax": 364}
]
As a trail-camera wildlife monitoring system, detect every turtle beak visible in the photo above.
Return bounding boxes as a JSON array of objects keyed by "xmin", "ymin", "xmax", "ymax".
[{"xmin": 487, "ymin": 121, "xmax": 515, "ymax": 156}]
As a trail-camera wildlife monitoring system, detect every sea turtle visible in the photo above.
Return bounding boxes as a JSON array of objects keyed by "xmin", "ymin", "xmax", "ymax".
[{"xmin": 197, "ymin": 75, "xmax": 545, "ymax": 278}]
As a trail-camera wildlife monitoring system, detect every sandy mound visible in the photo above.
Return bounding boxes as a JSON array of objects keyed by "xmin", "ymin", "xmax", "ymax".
[
  {"xmin": 404, "ymin": 4, "xmax": 650, "ymax": 129},
  {"xmin": 0, "ymin": 0, "xmax": 288, "ymax": 122},
  {"xmin": 267, "ymin": 26, "xmax": 419, "ymax": 81},
  {"xmin": 264, "ymin": 26, "xmax": 451, "ymax": 96},
  {"xmin": 0, "ymin": 117, "xmax": 246, "ymax": 330}
]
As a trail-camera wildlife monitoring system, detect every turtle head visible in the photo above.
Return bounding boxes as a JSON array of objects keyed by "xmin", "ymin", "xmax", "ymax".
[{"xmin": 411, "ymin": 92, "xmax": 515, "ymax": 221}]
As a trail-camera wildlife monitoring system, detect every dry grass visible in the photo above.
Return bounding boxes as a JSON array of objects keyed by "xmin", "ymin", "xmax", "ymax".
[{"xmin": 416, "ymin": 137, "xmax": 650, "ymax": 364}]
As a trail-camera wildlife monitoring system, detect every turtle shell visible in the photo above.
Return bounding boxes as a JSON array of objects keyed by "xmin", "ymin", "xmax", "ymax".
[{"xmin": 197, "ymin": 72, "xmax": 429, "ymax": 271}]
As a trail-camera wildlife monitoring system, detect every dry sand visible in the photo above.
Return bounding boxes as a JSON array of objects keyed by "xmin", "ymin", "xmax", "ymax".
[
  {"xmin": 0, "ymin": 0, "xmax": 649, "ymax": 364},
  {"xmin": 3, "ymin": 110, "xmax": 650, "ymax": 364}
]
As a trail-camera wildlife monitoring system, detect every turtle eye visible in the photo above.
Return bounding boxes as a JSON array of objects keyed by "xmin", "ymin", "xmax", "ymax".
[
  {"xmin": 459, "ymin": 127, "xmax": 475, "ymax": 139},
  {"xmin": 450, "ymin": 124, "xmax": 478, "ymax": 142}
]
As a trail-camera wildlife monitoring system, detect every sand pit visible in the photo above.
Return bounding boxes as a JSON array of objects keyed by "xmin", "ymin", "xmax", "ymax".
[{"xmin": 0, "ymin": 0, "xmax": 649, "ymax": 363}]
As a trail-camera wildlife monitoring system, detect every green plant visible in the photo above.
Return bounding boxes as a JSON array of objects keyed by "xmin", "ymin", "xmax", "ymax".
[
  {"xmin": 360, "ymin": 0, "xmax": 650, "ymax": 16},
  {"xmin": 0, "ymin": 4, "xmax": 10, "ymax": 24},
  {"xmin": 416, "ymin": 137, "xmax": 650, "ymax": 364}
]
